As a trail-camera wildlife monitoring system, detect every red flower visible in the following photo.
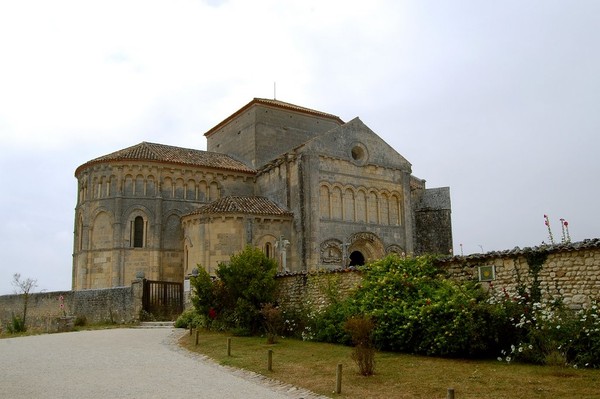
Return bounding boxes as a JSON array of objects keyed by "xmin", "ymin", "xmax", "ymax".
[
  {"xmin": 563, "ymin": 221, "xmax": 569, "ymax": 226},
  {"xmin": 208, "ymin": 308, "xmax": 217, "ymax": 320}
]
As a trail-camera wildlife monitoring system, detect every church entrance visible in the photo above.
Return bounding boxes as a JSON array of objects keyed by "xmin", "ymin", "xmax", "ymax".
[
  {"xmin": 349, "ymin": 251, "xmax": 365, "ymax": 266},
  {"xmin": 347, "ymin": 232, "xmax": 385, "ymax": 266}
]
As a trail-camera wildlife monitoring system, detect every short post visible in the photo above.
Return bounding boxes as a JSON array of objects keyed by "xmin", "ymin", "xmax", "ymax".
[
  {"xmin": 267, "ymin": 349, "xmax": 273, "ymax": 371},
  {"xmin": 227, "ymin": 338, "xmax": 232, "ymax": 357},
  {"xmin": 195, "ymin": 330, "xmax": 200, "ymax": 346},
  {"xmin": 335, "ymin": 363, "xmax": 343, "ymax": 394},
  {"xmin": 189, "ymin": 325, "xmax": 193, "ymax": 336},
  {"xmin": 447, "ymin": 388, "xmax": 455, "ymax": 399}
]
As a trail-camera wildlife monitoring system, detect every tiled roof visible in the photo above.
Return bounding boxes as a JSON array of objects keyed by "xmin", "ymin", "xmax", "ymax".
[
  {"xmin": 204, "ymin": 98, "xmax": 344, "ymax": 137},
  {"xmin": 188, "ymin": 196, "xmax": 293, "ymax": 217},
  {"xmin": 438, "ymin": 238, "xmax": 600, "ymax": 263},
  {"xmin": 75, "ymin": 142, "xmax": 255, "ymax": 175}
]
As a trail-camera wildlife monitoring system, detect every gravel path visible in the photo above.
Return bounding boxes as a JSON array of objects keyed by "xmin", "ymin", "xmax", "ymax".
[{"xmin": 0, "ymin": 328, "xmax": 326, "ymax": 399}]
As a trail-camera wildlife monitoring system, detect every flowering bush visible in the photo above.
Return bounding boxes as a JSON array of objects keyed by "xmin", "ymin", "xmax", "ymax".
[
  {"xmin": 489, "ymin": 286, "xmax": 575, "ymax": 365},
  {"xmin": 567, "ymin": 300, "xmax": 600, "ymax": 368},
  {"xmin": 349, "ymin": 255, "xmax": 505, "ymax": 357}
]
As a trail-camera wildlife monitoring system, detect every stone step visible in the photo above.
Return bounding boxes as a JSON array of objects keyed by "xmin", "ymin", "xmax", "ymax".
[{"xmin": 137, "ymin": 321, "xmax": 176, "ymax": 329}]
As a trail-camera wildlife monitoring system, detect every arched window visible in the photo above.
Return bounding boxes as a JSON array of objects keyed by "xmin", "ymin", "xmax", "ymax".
[
  {"xmin": 133, "ymin": 216, "xmax": 144, "ymax": 248},
  {"xmin": 265, "ymin": 242, "xmax": 273, "ymax": 258}
]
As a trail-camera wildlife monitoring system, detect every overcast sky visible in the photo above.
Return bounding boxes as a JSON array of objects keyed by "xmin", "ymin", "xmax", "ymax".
[{"xmin": 1, "ymin": 0, "xmax": 598, "ymax": 295}]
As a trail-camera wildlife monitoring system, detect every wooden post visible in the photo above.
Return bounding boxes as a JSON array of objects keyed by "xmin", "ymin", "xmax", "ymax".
[
  {"xmin": 227, "ymin": 338, "xmax": 232, "ymax": 356},
  {"xmin": 267, "ymin": 349, "xmax": 273, "ymax": 371},
  {"xmin": 195, "ymin": 330, "xmax": 200, "ymax": 346},
  {"xmin": 447, "ymin": 388, "xmax": 455, "ymax": 399},
  {"xmin": 189, "ymin": 325, "xmax": 192, "ymax": 336},
  {"xmin": 335, "ymin": 363, "xmax": 343, "ymax": 394}
]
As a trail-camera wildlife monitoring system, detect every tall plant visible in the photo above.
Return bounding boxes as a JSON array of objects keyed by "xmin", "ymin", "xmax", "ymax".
[
  {"xmin": 9, "ymin": 273, "xmax": 37, "ymax": 333},
  {"xmin": 189, "ymin": 246, "xmax": 279, "ymax": 334}
]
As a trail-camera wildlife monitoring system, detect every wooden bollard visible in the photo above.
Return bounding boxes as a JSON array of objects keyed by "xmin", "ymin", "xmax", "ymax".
[
  {"xmin": 227, "ymin": 338, "xmax": 232, "ymax": 356},
  {"xmin": 447, "ymin": 388, "xmax": 455, "ymax": 399},
  {"xmin": 335, "ymin": 363, "xmax": 343, "ymax": 394},
  {"xmin": 267, "ymin": 349, "xmax": 273, "ymax": 371},
  {"xmin": 195, "ymin": 330, "xmax": 200, "ymax": 346},
  {"xmin": 189, "ymin": 325, "xmax": 193, "ymax": 336}
]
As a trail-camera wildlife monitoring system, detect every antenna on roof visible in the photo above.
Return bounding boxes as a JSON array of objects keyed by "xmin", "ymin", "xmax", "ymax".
[{"xmin": 273, "ymin": 81, "xmax": 276, "ymax": 100}]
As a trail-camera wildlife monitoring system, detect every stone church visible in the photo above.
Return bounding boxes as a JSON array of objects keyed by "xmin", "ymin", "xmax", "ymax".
[{"xmin": 72, "ymin": 98, "xmax": 452, "ymax": 290}]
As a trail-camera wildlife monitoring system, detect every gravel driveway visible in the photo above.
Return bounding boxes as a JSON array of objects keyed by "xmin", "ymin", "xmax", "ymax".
[{"xmin": 0, "ymin": 328, "xmax": 324, "ymax": 399}]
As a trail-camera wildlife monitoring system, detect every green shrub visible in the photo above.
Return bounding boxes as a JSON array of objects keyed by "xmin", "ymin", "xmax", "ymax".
[
  {"xmin": 174, "ymin": 309, "xmax": 205, "ymax": 329},
  {"xmin": 350, "ymin": 254, "xmax": 503, "ymax": 357},
  {"xmin": 566, "ymin": 299, "xmax": 600, "ymax": 368},
  {"xmin": 310, "ymin": 300, "xmax": 354, "ymax": 345},
  {"xmin": 7, "ymin": 313, "xmax": 26, "ymax": 333},
  {"xmin": 190, "ymin": 246, "xmax": 278, "ymax": 334}
]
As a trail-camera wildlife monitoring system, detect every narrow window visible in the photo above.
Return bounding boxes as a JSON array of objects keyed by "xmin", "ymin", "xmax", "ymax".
[
  {"xmin": 133, "ymin": 216, "xmax": 144, "ymax": 248},
  {"xmin": 265, "ymin": 242, "xmax": 272, "ymax": 258}
]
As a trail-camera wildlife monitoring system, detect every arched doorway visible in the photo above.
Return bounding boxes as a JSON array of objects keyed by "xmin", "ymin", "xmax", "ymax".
[
  {"xmin": 347, "ymin": 232, "xmax": 385, "ymax": 265},
  {"xmin": 349, "ymin": 251, "xmax": 365, "ymax": 266}
]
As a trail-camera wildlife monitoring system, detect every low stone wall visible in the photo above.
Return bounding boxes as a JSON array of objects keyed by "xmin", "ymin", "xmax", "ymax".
[
  {"xmin": 274, "ymin": 239, "xmax": 600, "ymax": 310},
  {"xmin": 0, "ymin": 281, "xmax": 143, "ymax": 333},
  {"xmin": 439, "ymin": 239, "xmax": 600, "ymax": 308},
  {"xmin": 275, "ymin": 268, "xmax": 363, "ymax": 311}
]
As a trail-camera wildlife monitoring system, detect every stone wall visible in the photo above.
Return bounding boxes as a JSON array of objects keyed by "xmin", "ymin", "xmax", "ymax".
[
  {"xmin": 0, "ymin": 281, "xmax": 143, "ymax": 333},
  {"xmin": 438, "ymin": 239, "xmax": 600, "ymax": 308},
  {"xmin": 275, "ymin": 269, "xmax": 363, "ymax": 311},
  {"xmin": 274, "ymin": 239, "xmax": 600, "ymax": 310}
]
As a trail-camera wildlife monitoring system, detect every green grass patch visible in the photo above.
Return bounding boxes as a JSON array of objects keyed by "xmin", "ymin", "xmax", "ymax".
[{"xmin": 180, "ymin": 329, "xmax": 600, "ymax": 399}]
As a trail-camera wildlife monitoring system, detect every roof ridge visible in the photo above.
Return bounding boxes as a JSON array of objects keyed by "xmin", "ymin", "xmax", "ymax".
[
  {"xmin": 205, "ymin": 98, "xmax": 344, "ymax": 137},
  {"xmin": 75, "ymin": 142, "xmax": 256, "ymax": 176}
]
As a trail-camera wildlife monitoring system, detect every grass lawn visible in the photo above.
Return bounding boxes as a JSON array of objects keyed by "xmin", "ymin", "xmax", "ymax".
[{"xmin": 180, "ymin": 329, "xmax": 600, "ymax": 399}]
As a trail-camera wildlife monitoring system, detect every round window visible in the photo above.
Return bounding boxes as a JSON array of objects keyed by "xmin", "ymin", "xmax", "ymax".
[{"xmin": 350, "ymin": 143, "xmax": 368, "ymax": 165}]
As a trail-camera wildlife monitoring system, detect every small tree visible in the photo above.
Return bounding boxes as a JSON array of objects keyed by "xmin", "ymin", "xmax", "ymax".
[
  {"xmin": 216, "ymin": 246, "xmax": 278, "ymax": 334},
  {"xmin": 10, "ymin": 273, "xmax": 38, "ymax": 332},
  {"xmin": 187, "ymin": 247, "xmax": 279, "ymax": 334},
  {"xmin": 261, "ymin": 303, "xmax": 283, "ymax": 344},
  {"xmin": 345, "ymin": 316, "xmax": 376, "ymax": 376}
]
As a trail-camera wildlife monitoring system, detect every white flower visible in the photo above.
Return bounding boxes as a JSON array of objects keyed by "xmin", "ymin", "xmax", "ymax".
[{"xmin": 497, "ymin": 357, "xmax": 502, "ymax": 362}]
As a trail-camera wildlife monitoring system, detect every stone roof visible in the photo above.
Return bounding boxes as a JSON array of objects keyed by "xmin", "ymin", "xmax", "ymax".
[
  {"xmin": 204, "ymin": 98, "xmax": 344, "ymax": 137},
  {"xmin": 187, "ymin": 196, "xmax": 293, "ymax": 217},
  {"xmin": 75, "ymin": 142, "xmax": 255, "ymax": 176},
  {"xmin": 438, "ymin": 238, "xmax": 600, "ymax": 263}
]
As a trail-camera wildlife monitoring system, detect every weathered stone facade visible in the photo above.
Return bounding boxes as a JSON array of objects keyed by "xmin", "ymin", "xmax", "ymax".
[{"xmin": 73, "ymin": 98, "xmax": 452, "ymax": 289}]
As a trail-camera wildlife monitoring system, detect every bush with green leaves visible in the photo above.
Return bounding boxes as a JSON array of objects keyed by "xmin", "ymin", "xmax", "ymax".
[
  {"xmin": 190, "ymin": 245, "xmax": 278, "ymax": 334},
  {"xmin": 568, "ymin": 299, "xmax": 600, "ymax": 368},
  {"xmin": 348, "ymin": 255, "xmax": 503, "ymax": 357},
  {"xmin": 174, "ymin": 308, "xmax": 206, "ymax": 329}
]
